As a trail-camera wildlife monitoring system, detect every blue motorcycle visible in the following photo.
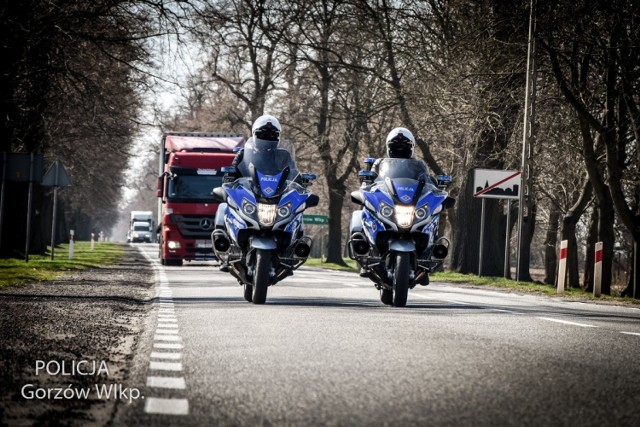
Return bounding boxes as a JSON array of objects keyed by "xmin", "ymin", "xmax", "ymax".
[
  {"xmin": 212, "ymin": 154, "xmax": 318, "ymax": 304},
  {"xmin": 349, "ymin": 158, "xmax": 455, "ymax": 307}
]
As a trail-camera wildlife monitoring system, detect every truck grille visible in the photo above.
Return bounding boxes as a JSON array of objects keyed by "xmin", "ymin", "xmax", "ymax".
[{"xmin": 171, "ymin": 214, "xmax": 215, "ymax": 238}]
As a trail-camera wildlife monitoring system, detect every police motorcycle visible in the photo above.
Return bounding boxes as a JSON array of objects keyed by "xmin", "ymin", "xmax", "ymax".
[
  {"xmin": 211, "ymin": 150, "xmax": 319, "ymax": 304},
  {"xmin": 348, "ymin": 158, "xmax": 455, "ymax": 307}
]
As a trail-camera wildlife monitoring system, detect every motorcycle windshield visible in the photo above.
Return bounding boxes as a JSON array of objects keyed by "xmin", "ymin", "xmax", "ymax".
[
  {"xmin": 241, "ymin": 147, "xmax": 299, "ymax": 198},
  {"xmin": 375, "ymin": 158, "xmax": 429, "ymax": 181},
  {"xmin": 242, "ymin": 146, "xmax": 296, "ymax": 176}
]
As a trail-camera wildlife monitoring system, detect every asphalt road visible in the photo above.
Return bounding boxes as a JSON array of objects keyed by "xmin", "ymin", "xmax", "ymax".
[{"xmin": 116, "ymin": 243, "xmax": 640, "ymax": 426}]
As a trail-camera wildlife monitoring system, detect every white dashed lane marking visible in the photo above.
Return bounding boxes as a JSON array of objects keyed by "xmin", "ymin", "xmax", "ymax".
[
  {"xmin": 146, "ymin": 376, "xmax": 187, "ymax": 389},
  {"xmin": 144, "ymin": 397, "xmax": 189, "ymax": 415},
  {"xmin": 150, "ymin": 352, "xmax": 182, "ymax": 360},
  {"xmin": 537, "ymin": 317, "xmax": 597, "ymax": 328}
]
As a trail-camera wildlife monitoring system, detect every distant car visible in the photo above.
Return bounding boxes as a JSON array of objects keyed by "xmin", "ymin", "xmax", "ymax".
[{"xmin": 129, "ymin": 222, "xmax": 153, "ymax": 243}]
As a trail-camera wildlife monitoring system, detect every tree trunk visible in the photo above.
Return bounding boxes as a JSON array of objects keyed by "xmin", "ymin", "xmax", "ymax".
[
  {"xmin": 325, "ymin": 179, "xmax": 346, "ymax": 265},
  {"xmin": 622, "ymin": 237, "xmax": 640, "ymax": 298},
  {"xmin": 583, "ymin": 208, "xmax": 598, "ymax": 291},
  {"xmin": 561, "ymin": 178, "xmax": 592, "ymax": 288},
  {"xmin": 544, "ymin": 208, "xmax": 560, "ymax": 285}
]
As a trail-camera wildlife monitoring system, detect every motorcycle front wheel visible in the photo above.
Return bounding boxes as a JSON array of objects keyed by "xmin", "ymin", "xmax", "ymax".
[
  {"xmin": 393, "ymin": 252, "xmax": 410, "ymax": 307},
  {"xmin": 380, "ymin": 288, "xmax": 393, "ymax": 305},
  {"xmin": 252, "ymin": 249, "xmax": 271, "ymax": 304},
  {"xmin": 244, "ymin": 284, "xmax": 253, "ymax": 302}
]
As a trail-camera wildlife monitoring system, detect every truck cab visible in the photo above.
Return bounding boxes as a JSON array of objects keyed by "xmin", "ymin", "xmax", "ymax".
[{"xmin": 158, "ymin": 133, "xmax": 245, "ymax": 266}]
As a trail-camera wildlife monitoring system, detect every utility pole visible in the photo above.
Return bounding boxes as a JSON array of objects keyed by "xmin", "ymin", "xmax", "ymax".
[{"xmin": 516, "ymin": 0, "xmax": 537, "ymax": 281}]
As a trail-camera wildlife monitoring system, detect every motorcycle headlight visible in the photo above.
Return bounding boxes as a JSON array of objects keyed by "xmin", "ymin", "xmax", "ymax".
[
  {"xmin": 277, "ymin": 203, "xmax": 291, "ymax": 218},
  {"xmin": 242, "ymin": 199, "xmax": 256, "ymax": 216},
  {"xmin": 380, "ymin": 202, "xmax": 394, "ymax": 218},
  {"xmin": 257, "ymin": 203, "xmax": 277, "ymax": 226},
  {"xmin": 415, "ymin": 205, "xmax": 429, "ymax": 221},
  {"xmin": 395, "ymin": 205, "xmax": 415, "ymax": 228}
]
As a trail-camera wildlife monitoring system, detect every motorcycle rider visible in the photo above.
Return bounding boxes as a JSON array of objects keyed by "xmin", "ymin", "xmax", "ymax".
[
  {"xmin": 224, "ymin": 114, "xmax": 299, "ymax": 182},
  {"xmin": 369, "ymin": 127, "xmax": 430, "ymax": 183}
]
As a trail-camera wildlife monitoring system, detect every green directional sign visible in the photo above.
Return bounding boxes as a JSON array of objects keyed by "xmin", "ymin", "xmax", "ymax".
[{"xmin": 303, "ymin": 214, "xmax": 329, "ymax": 225}]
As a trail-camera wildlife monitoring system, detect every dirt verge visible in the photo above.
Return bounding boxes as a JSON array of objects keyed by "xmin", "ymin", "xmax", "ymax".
[{"xmin": 0, "ymin": 245, "xmax": 153, "ymax": 426}]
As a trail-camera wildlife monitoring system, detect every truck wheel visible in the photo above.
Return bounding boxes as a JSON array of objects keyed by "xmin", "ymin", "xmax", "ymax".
[
  {"xmin": 252, "ymin": 249, "xmax": 271, "ymax": 305},
  {"xmin": 165, "ymin": 259, "xmax": 182, "ymax": 266},
  {"xmin": 393, "ymin": 252, "xmax": 410, "ymax": 307}
]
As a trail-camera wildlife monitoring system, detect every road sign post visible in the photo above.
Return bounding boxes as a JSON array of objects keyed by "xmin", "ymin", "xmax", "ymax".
[
  {"xmin": 557, "ymin": 240, "xmax": 568, "ymax": 294},
  {"xmin": 42, "ymin": 160, "xmax": 71, "ymax": 259},
  {"xmin": 594, "ymin": 242, "xmax": 603, "ymax": 297}
]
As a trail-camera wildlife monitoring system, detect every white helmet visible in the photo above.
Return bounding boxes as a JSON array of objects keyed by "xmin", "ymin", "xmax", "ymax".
[
  {"xmin": 252, "ymin": 114, "xmax": 281, "ymax": 142},
  {"xmin": 385, "ymin": 127, "xmax": 415, "ymax": 158}
]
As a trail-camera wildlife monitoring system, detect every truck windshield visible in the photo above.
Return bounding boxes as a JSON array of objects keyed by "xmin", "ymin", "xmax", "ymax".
[
  {"xmin": 134, "ymin": 225, "xmax": 150, "ymax": 231},
  {"xmin": 168, "ymin": 174, "xmax": 223, "ymax": 202}
]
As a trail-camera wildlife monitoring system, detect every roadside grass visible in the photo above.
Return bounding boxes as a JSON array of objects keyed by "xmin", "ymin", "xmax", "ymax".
[
  {"xmin": 0, "ymin": 242, "xmax": 124, "ymax": 289},
  {"xmin": 305, "ymin": 257, "xmax": 638, "ymax": 304}
]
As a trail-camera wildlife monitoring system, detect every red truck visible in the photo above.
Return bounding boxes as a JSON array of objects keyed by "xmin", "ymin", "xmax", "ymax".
[{"xmin": 157, "ymin": 132, "xmax": 246, "ymax": 266}]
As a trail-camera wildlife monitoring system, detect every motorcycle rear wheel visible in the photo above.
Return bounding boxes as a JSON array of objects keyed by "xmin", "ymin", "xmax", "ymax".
[
  {"xmin": 393, "ymin": 252, "xmax": 410, "ymax": 307},
  {"xmin": 252, "ymin": 249, "xmax": 271, "ymax": 304}
]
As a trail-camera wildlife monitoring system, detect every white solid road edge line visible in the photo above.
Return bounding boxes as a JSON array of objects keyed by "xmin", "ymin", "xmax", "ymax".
[
  {"xmin": 620, "ymin": 331, "xmax": 640, "ymax": 337},
  {"xmin": 537, "ymin": 317, "xmax": 597, "ymax": 328}
]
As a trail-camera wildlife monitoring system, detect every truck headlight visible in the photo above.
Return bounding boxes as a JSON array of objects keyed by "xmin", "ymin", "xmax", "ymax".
[
  {"xmin": 257, "ymin": 203, "xmax": 277, "ymax": 226},
  {"xmin": 167, "ymin": 240, "xmax": 181, "ymax": 249},
  {"xmin": 395, "ymin": 205, "xmax": 414, "ymax": 228}
]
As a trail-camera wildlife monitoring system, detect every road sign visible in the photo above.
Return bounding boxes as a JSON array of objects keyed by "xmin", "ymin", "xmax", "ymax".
[
  {"xmin": 303, "ymin": 214, "xmax": 328, "ymax": 225},
  {"xmin": 42, "ymin": 160, "xmax": 71, "ymax": 187},
  {"xmin": 0, "ymin": 152, "xmax": 44, "ymax": 182},
  {"xmin": 473, "ymin": 169, "xmax": 520, "ymax": 200}
]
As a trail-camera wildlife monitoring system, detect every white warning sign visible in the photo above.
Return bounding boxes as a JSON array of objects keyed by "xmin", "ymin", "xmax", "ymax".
[{"xmin": 473, "ymin": 169, "xmax": 520, "ymax": 200}]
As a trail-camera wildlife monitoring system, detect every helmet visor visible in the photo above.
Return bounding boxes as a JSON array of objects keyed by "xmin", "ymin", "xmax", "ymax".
[{"xmin": 254, "ymin": 123, "xmax": 280, "ymax": 141}]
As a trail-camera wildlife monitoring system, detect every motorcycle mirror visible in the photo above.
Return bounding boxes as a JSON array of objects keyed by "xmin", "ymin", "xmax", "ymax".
[
  {"xmin": 306, "ymin": 194, "xmax": 320, "ymax": 208},
  {"xmin": 301, "ymin": 173, "xmax": 317, "ymax": 181},
  {"xmin": 436, "ymin": 174, "xmax": 453, "ymax": 188},
  {"xmin": 156, "ymin": 175, "xmax": 164, "ymax": 198},
  {"xmin": 221, "ymin": 166, "xmax": 237, "ymax": 174},
  {"xmin": 351, "ymin": 191, "xmax": 365, "ymax": 205},
  {"xmin": 363, "ymin": 158, "xmax": 376, "ymax": 171},
  {"xmin": 358, "ymin": 170, "xmax": 376, "ymax": 178},
  {"xmin": 212, "ymin": 187, "xmax": 226, "ymax": 202}
]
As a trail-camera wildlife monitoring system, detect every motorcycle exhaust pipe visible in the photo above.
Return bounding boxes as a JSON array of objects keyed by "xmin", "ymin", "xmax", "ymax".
[
  {"xmin": 212, "ymin": 229, "xmax": 230, "ymax": 252},
  {"xmin": 294, "ymin": 236, "xmax": 312, "ymax": 258},
  {"xmin": 350, "ymin": 232, "xmax": 370, "ymax": 255},
  {"xmin": 432, "ymin": 244, "xmax": 448, "ymax": 259}
]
